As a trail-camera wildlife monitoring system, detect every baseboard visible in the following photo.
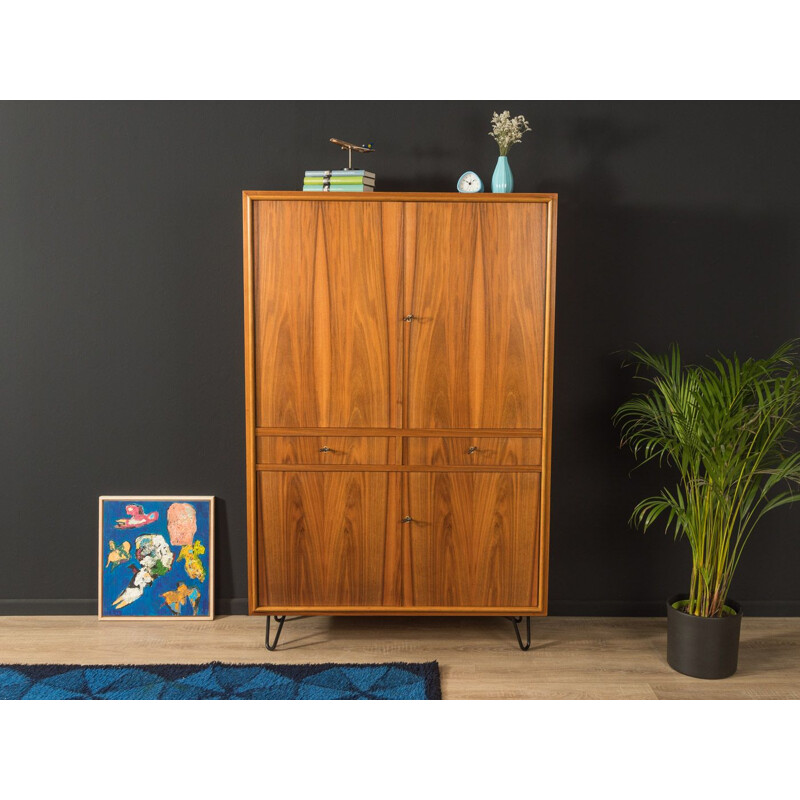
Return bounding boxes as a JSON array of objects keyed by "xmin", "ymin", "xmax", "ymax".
[
  {"xmin": 220, "ymin": 598, "xmax": 249, "ymax": 615},
  {"xmin": 0, "ymin": 600, "xmax": 99, "ymax": 615},
  {"xmin": 549, "ymin": 600, "xmax": 667, "ymax": 616},
  {"xmin": 0, "ymin": 598, "xmax": 250, "ymax": 616},
  {"xmin": 2, "ymin": 598, "xmax": 799, "ymax": 616},
  {"xmin": 549, "ymin": 600, "xmax": 800, "ymax": 616}
]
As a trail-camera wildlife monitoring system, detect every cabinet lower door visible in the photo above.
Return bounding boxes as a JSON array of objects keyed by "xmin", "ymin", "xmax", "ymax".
[
  {"xmin": 256, "ymin": 472, "xmax": 390, "ymax": 608},
  {"xmin": 405, "ymin": 472, "xmax": 541, "ymax": 608}
]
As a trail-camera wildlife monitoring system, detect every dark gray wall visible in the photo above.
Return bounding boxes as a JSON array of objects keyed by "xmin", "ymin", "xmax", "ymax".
[{"xmin": 2, "ymin": 101, "xmax": 799, "ymax": 614}]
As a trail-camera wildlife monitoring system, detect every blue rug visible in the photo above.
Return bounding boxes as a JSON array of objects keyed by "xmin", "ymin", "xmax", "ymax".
[{"xmin": 0, "ymin": 661, "xmax": 441, "ymax": 700}]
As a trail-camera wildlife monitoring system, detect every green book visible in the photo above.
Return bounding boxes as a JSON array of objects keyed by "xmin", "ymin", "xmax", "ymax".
[
  {"xmin": 302, "ymin": 185, "xmax": 374, "ymax": 192},
  {"xmin": 304, "ymin": 175, "xmax": 375, "ymax": 186},
  {"xmin": 305, "ymin": 170, "xmax": 375, "ymax": 178}
]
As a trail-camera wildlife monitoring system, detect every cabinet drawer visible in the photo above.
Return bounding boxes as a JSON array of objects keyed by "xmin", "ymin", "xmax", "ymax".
[
  {"xmin": 404, "ymin": 437, "xmax": 541, "ymax": 466},
  {"xmin": 256, "ymin": 436, "xmax": 391, "ymax": 465}
]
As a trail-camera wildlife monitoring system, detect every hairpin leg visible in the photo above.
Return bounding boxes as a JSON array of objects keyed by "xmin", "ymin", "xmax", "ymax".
[
  {"xmin": 265, "ymin": 615, "xmax": 287, "ymax": 651},
  {"xmin": 506, "ymin": 616, "xmax": 531, "ymax": 651}
]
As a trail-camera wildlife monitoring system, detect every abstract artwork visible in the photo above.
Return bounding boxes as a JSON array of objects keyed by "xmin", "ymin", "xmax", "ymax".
[{"xmin": 98, "ymin": 496, "xmax": 214, "ymax": 620}]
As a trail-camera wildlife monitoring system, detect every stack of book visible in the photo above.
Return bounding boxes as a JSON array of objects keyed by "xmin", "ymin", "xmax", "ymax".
[{"xmin": 302, "ymin": 170, "xmax": 375, "ymax": 192}]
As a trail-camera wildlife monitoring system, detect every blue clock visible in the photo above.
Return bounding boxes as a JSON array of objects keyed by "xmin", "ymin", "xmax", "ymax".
[{"xmin": 457, "ymin": 171, "xmax": 484, "ymax": 193}]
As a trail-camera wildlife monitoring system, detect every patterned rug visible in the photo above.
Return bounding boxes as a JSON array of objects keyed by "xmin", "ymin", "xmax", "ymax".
[{"xmin": 0, "ymin": 662, "xmax": 441, "ymax": 700}]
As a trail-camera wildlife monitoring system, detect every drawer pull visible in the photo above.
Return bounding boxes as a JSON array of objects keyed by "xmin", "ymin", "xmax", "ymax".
[
  {"xmin": 467, "ymin": 446, "xmax": 478, "ymax": 455},
  {"xmin": 403, "ymin": 313, "xmax": 415, "ymax": 322},
  {"xmin": 319, "ymin": 446, "xmax": 333, "ymax": 453},
  {"xmin": 401, "ymin": 516, "xmax": 413, "ymax": 524}
]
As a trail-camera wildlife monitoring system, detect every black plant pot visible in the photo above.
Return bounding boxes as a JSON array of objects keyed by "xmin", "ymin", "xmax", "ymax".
[{"xmin": 666, "ymin": 594, "xmax": 743, "ymax": 679}]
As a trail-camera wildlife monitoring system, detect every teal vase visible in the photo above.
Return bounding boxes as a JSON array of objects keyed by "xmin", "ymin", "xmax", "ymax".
[{"xmin": 491, "ymin": 155, "xmax": 513, "ymax": 193}]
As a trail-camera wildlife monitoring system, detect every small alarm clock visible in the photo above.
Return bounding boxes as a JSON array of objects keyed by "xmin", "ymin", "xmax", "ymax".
[{"xmin": 457, "ymin": 171, "xmax": 484, "ymax": 193}]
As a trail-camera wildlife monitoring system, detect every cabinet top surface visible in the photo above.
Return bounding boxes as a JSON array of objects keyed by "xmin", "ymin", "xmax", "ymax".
[{"xmin": 243, "ymin": 191, "xmax": 557, "ymax": 203}]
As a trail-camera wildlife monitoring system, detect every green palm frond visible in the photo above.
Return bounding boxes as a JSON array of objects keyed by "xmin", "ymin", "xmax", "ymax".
[{"xmin": 614, "ymin": 340, "xmax": 800, "ymax": 617}]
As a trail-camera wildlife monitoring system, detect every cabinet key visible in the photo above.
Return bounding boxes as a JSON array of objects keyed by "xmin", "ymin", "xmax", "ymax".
[{"xmin": 467, "ymin": 446, "xmax": 478, "ymax": 454}]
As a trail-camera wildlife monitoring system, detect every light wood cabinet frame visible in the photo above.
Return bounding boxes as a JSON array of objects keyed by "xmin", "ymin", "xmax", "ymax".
[{"xmin": 243, "ymin": 192, "xmax": 557, "ymax": 617}]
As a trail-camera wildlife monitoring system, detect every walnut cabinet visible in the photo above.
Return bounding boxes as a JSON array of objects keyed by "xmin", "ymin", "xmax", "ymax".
[{"xmin": 243, "ymin": 192, "xmax": 557, "ymax": 619}]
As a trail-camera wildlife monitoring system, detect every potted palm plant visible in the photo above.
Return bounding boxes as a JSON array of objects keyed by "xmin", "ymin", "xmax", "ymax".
[{"xmin": 613, "ymin": 341, "xmax": 800, "ymax": 678}]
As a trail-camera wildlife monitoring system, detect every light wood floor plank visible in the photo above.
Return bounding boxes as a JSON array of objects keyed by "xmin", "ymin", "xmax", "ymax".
[{"xmin": 1, "ymin": 615, "xmax": 798, "ymax": 699}]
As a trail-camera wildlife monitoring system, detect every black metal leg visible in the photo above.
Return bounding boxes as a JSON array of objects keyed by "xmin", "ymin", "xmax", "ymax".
[
  {"xmin": 506, "ymin": 616, "xmax": 531, "ymax": 650},
  {"xmin": 265, "ymin": 615, "xmax": 528, "ymax": 650},
  {"xmin": 265, "ymin": 615, "xmax": 287, "ymax": 650}
]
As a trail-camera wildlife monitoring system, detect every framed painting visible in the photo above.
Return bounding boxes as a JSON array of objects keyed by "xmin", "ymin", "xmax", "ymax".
[{"xmin": 98, "ymin": 496, "xmax": 214, "ymax": 621}]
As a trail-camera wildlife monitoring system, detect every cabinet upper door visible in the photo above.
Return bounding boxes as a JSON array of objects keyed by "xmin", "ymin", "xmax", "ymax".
[
  {"xmin": 253, "ymin": 200, "xmax": 400, "ymax": 428},
  {"xmin": 405, "ymin": 201, "xmax": 549, "ymax": 429}
]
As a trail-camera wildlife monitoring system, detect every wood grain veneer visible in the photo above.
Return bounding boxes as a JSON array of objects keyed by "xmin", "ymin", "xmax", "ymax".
[
  {"xmin": 405, "ymin": 472, "xmax": 541, "ymax": 607},
  {"xmin": 256, "ymin": 471, "xmax": 393, "ymax": 608},
  {"xmin": 256, "ymin": 436, "xmax": 392, "ymax": 465},
  {"xmin": 403, "ymin": 201, "xmax": 547, "ymax": 429},
  {"xmin": 403, "ymin": 437, "xmax": 542, "ymax": 466},
  {"xmin": 252, "ymin": 200, "xmax": 399, "ymax": 428},
  {"xmin": 244, "ymin": 192, "xmax": 557, "ymax": 620}
]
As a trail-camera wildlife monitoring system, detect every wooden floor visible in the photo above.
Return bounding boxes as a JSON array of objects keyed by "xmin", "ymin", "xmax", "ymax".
[{"xmin": 1, "ymin": 615, "xmax": 798, "ymax": 699}]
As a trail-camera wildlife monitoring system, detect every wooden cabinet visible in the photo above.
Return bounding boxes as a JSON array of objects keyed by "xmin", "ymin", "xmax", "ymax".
[{"xmin": 244, "ymin": 192, "xmax": 557, "ymax": 619}]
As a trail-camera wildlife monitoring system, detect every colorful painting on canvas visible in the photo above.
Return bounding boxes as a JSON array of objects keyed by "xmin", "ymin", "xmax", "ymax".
[{"xmin": 99, "ymin": 496, "xmax": 214, "ymax": 620}]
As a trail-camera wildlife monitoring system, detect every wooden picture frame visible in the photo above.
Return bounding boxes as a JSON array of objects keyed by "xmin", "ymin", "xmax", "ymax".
[{"xmin": 98, "ymin": 496, "xmax": 214, "ymax": 621}]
